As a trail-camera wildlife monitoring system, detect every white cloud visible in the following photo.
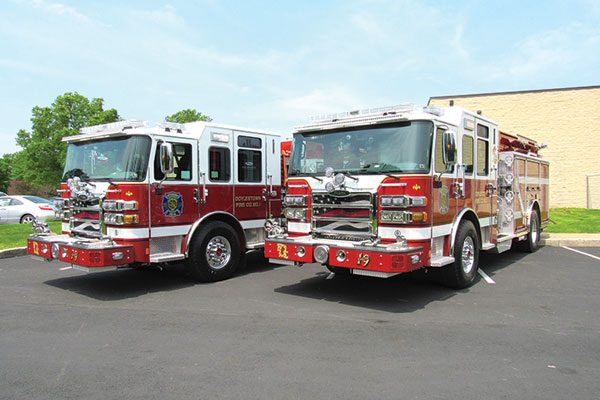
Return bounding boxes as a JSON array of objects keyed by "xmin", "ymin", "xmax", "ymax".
[
  {"xmin": 138, "ymin": 4, "xmax": 184, "ymax": 26},
  {"xmin": 351, "ymin": 13, "xmax": 385, "ymax": 37},
  {"xmin": 16, "ymin": 0, "xmax": 91, "ymax": 23},
  {"xmin": 505, "ymin": 23, "xmax": 600, "ymax": 78}
]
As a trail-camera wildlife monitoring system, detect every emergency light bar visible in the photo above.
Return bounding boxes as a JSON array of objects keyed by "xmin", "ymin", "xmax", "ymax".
[
  {"xmin": 297, "ymin": 104, "xmax": 416, "ymax": 132},
  {"xmin": 159, "ymin": 122, "xmax": 186, "ymax": 133},
  {"xmin": 79, "ymin": 120, "xmax": 146, "ymax": 135},
  {"xmin": 308, "ymin": 104, "xmax": 415, "ymax": 124}
]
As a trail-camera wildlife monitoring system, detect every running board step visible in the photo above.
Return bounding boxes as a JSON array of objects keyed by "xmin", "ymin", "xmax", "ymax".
[
  {"xmin": 481, "ymin": 242, "xmax": 495, "ymax": 250},
  {"xmin": 149, "ymin": 252, "xmax": 186, "ymax": 263},
  {"xmin": 496, "ymin": 234, "xmax": 516, "ymax": 243},
  {"xmin": 351, "ymin": 269, "xmax": 399, "ymax": 278},
  {"xmin": 429, "ymin": 256, "xmax": 455, "ymax": 267}
]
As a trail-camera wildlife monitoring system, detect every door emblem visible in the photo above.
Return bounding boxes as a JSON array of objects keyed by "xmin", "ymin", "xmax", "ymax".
[
  {"xmin": 439, "ymin": 186, "xmax": 449, "ymax": 214},
  {"xmin": 412, "ymin": 184, "xmax": 421, "ymax": 191},
  {"xmin": 163, "ymin": 192, "xmax": 184, "ymax": 217}
]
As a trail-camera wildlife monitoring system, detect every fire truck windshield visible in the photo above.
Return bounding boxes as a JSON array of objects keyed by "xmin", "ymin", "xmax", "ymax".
[
  {"xmin": 62, "ymin": 135, "xmax": 152, "ymax": 182},
  {"xmin": 289, "ymin": 121, "xmax": 433, "ymax": 176}
]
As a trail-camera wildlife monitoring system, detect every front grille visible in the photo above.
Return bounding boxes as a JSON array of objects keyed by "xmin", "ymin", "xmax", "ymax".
[
  {"xmin": 312, "ymin": 192, "xmax": 375, "ymax": 239},
  {"xmin": 69, "ymin": 205, "xmax": 102, "ymax": 238}
]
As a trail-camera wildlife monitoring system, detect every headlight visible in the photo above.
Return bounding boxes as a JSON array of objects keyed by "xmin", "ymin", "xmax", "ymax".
[
  {"xmin": 380, "ymin": 195, "xmax": 426, "ymax": 208},
  {"xmin": 380, "ymin": 210, "xmax": 420, "ymax": 224},
  {"xmin": 392, "ymin": 196, "xmax": 409, "ymax": 207},
  {"xmin": 102, "ymin": 200, "xmax": 118, "ymax": 211},
  {"xmin": 284, "ymin": 208, "xmax": 307, "ymax": 220},
  {"xmin": 102, "ymin": 200, "xmax": 138, "ymax": 211},
  {"xmin": 284, "ymin": 195, "xmax": 306, "ymax": 206}
]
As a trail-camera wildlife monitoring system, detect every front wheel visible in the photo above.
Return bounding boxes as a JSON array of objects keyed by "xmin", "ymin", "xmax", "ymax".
[
  {"xmin": 187, "ymin": 221, "xmax": 242, "ymax": 282},
  {"xmin": 440, "ymin": 220, "xmax": 480, "ymax": 289}
]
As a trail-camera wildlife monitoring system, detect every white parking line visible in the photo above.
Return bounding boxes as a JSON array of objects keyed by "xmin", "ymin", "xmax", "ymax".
[
  {"xmin": 478, "ymin": 269, "xmax": 496, "ymax": 284},
  {"xmin": 561, "ymin": 246, "xmax": 600, "ymax": 262}
]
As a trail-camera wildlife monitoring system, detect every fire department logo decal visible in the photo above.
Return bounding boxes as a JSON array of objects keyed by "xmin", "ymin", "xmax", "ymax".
[
  {"xmin": 439, "ymin": 186, "xmax": 449, "ymax": 214},
  {"xmin": 162, "ymin": 192, "xmax": 183, "ymax": 217}
]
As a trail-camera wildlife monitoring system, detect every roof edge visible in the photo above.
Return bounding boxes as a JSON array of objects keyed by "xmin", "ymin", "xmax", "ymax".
[{"xmin": 428, "ymin": 84, "xmax": 600, "ymax": 104}]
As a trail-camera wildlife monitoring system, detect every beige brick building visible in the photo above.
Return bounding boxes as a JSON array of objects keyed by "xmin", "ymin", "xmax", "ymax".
[{"xmin": 429, "ymin": 85, "xmax": 600, "ymax": 209}]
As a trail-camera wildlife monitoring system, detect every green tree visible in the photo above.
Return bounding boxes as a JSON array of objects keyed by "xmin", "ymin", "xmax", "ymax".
[
  {"xmin": 0, "ymin": 153, "xmax": 14, "ymax": 192},
  {"xmin": 165, "ymin": 108, "xmax": 212, "ymax": 123},
  {"xmin": 15, "ymin": 92, "xmax": 119, "ymax": 188}
]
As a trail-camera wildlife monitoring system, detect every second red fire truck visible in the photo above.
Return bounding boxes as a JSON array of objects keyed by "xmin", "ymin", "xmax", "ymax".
[
  {"xmin": 264, "ymin": 104, "xmax": 549, "ymax": 288},
  {"xmin": 28, "ymin": 120, "xmax": 285, "ymax": 281}
]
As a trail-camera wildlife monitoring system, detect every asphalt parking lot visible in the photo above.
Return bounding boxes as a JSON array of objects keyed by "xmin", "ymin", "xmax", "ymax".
[{"xmin": 1, "ymin": 246, "xmax": 599, "ymax": 400}]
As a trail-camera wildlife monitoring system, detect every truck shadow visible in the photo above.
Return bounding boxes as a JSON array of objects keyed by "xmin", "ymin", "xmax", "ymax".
[
  {"xmin": 274, "ymin": 269, "xmax": 457, "ymax": 314},
  {"xmin": 44, "ymin": 263, "xmax": 197, "ymax": 301},
  {"xmin": 273, "ymin": 248, "xmax": 539, "ymax": 314},
  {"xmin": 42, "ymin": 250, "xmax": 276, "ymax": 301},
  {"xmin": 478, "ymin": 247, "xmax": 531, "ymax": 276}
]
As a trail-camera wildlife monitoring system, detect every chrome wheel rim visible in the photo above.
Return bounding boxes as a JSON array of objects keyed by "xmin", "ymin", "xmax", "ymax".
[
  {"xmin": 461, "ymin": 236, "xmax": 475, "ymax": 274},
  {"xmin": 531, "ymin": 216, "xmax": 539, "ymax": 244},
  {"xmin": 205, "ymin": 236, "xmax": 231, "ymax": 270},
  {"xmin": 21, "ymin": 215, "xmax": 34, "ymax": 224}
]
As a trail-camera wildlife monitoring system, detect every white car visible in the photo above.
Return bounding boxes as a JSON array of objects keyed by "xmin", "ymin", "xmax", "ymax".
[{"xmin": 0, "ymin": 195, "xmax": 56, "ymax": 224}]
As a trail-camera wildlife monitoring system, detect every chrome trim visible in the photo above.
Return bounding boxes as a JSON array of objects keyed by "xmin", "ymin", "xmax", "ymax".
[{"xmin": 268, "ymin": 236, "xmax": 422, "ymax": 254}]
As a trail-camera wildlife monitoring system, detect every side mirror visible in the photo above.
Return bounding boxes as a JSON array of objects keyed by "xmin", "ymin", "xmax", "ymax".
[
  {"xmin": 442, "ymin": 130, "xmax": 457, "ymax": 169},
  {"xmin": 159, "ymin": 142, "xmax": 174, "ymax": 175}
]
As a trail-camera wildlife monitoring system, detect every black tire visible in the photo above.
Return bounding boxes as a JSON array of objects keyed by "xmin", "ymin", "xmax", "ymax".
[
  {"xmin": 516, "ymin": 209, "xmax": 541, "ymax": 253},
  {"xmin": 187, "ymin": 221, "xmax": 242, "ymax": 282},
  {"xmin": 440, "ymin": 220, "xmax": 480, "ymax": 289},
  {"xmin": 20, "ymin": 214, "xmax": 34, "ymax": 224}
]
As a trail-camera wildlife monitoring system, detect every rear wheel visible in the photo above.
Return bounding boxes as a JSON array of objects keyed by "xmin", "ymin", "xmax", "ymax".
[
  {"xmin": 516, "ymin": 209, "xmax": 541, "ymax": 253},
  {"xmin": 187, "ymin": 221, "xmax": 241, "ymax": 282},
  {"xmin": 20, "ymin": 214, "xmax": 34, "ymax": 224},
  {"xmin": 440, "ymin": 220, "xmax": 480, "ymax": 289}
]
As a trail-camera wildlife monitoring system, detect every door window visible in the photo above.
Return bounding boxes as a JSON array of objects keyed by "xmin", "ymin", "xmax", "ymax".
[
  {"xmin": 463, "ymin": 136, "xmax": 474, "ymax": 174},
  {"xmin": 238, "ymin": 150, "xmax": 262, "ymax": 182},
  {"xmin": 209, "ymin": 147, "xmax": 231, "ymax": 182},
  {"xmin": 154, "ymin": 142, "xmax": 193, "ymax": 181},
  {"xmin": 476, "ymin": 125, "xmax": 490, "ymax": 176}
]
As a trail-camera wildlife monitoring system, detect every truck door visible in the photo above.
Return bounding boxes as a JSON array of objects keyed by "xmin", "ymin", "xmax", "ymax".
[
  {"xmin": 198, "ymin": 127, "xmax": 235, "ymax": 217},
  {"xmin": 233, "ymin": 131, "xmax": 268, "ymax": 222},
  {"xmin": 473, "ymin": 120, "xmax": 497, "ymax": 243},
  {"xmin": 149, "ymin": 137, "xmax": 199, "ymax": 230}
]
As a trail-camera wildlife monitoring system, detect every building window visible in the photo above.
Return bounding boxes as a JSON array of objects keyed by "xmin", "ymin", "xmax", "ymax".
[
  {"xmin": 209, "ymin": 147, "xmax": 231, "ymax": 182},
  {"xmin": 238, "ymin": 150, "xmax": 262, "ymax": 182}
]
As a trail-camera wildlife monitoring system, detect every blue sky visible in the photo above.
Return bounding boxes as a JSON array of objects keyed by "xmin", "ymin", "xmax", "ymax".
[{"xmin": 1, "ymin": 0, "xmax": 599, "ymax": 156}]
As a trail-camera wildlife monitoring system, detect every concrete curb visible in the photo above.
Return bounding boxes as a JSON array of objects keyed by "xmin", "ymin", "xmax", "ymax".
[
  {"xmin": 540, "ymin": 234, "xmax": 600, "ymax": 248},
  {"xmin": 0, "ymin": 247, "xmax": 27, "ymax": 259}
]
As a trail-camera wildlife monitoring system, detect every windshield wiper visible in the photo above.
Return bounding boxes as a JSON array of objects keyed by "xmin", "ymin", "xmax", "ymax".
[
  {"xmin": 359, "ymin": 164, "xmax": 404, "ymax": 178},
  {"xmin": 289, "ymin": 168, "xmax": 323, "ymax": 182}
]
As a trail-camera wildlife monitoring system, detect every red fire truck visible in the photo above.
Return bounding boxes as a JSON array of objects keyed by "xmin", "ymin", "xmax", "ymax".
[
  {"xmin": 28, "ymin": 120, "xmax": 285, "ymax": 282},
  {"xmin": 264, "ymin": 105, "xmax": 549, "ymax": 288}
]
